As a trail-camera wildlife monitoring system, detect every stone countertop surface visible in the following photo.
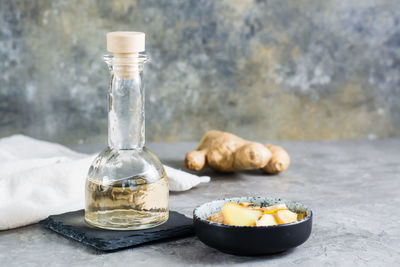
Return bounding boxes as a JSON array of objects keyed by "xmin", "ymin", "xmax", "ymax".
[{"xmin": 1, "ymin": 139, "xmax": 399, "ymax": 266}]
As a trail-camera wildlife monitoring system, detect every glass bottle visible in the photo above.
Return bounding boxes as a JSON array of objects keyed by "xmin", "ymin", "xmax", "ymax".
[{"xmin": 85, "ymin": 32, "xmax": 169, "ymax": 230}]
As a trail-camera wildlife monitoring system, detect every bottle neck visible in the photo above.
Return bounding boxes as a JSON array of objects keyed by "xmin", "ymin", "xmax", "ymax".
[{"xmin": 106, "ymin": 54, "xmax": 146, "ymax": 150}]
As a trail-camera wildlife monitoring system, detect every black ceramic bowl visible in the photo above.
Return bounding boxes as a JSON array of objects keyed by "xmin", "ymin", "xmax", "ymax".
[{"xmin": 193, "ymin": 197, "xmax": 312, "ymax": 256}]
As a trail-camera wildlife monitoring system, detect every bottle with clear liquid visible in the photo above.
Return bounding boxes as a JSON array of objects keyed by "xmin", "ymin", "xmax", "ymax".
[{"xmin": 85, "ymin": 32, "xmax": 169, "ymax": 230}]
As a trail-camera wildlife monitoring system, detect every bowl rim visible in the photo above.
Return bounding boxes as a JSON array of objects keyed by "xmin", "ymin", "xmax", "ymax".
[{"xmin": 193, "ymin": 196, "xmax": 313, "ymax": 229}]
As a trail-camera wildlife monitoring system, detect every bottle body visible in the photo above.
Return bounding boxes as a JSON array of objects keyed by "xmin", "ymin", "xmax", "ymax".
[
  {"xmin": 84, "ymin": 53, "xmax": 169, "ymax": 230},
  {"xmin": 85, "ymin": 148, "xmax": 169, "ymax": 230}
]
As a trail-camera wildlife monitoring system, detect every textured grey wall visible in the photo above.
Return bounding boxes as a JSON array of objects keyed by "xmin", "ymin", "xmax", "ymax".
[{"xmin": 1, "ymin": 0, "xmax": 399, "ymax": 144}]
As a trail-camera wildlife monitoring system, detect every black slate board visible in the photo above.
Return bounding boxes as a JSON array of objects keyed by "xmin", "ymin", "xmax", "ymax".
[{"xmin": 39, "ymin": 210, "xmax": 194, "ymax": 251}]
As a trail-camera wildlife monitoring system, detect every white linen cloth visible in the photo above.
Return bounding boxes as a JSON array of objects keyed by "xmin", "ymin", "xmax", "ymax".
[{"xmin": 0, "ymin": 135, "xmax": 210, "ymax": 230}]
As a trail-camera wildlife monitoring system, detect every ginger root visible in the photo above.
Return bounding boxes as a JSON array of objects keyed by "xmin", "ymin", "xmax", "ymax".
[{"xmin": 184, "ymin": 130, "xmax": 290, "ymax": 174}]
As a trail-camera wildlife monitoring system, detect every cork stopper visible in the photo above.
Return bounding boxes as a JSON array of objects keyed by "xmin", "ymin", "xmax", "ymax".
[
  {"xmin": 106, "ymin": 31, "xmax": 145, "ymax": 54},
  {"xmin": 106, "ymin": 31, "xmax": 146, "ymax": 78}
]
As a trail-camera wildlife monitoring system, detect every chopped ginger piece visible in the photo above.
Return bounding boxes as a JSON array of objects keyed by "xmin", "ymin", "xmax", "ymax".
[
  {"xmin": 274, "ymin": 209, "xmax": 298, "ymax": 224},
  {"xmin": 222, "ymin": 202, "xmax": 262, "ymax": 226},
  {"xmin": 256, "ymin": 214, "xmax": 277, "ymax": 226}
]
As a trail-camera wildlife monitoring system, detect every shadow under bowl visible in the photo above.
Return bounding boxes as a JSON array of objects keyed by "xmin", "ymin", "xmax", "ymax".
[{"xmin": 193, "ymin": 196, "xmax": 312, "ymax": 256}]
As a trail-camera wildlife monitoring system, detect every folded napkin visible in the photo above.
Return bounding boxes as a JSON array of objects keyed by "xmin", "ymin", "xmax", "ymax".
[{"xmin": 0, "ymin": 135, "xmax": 210, "ymax": 230}]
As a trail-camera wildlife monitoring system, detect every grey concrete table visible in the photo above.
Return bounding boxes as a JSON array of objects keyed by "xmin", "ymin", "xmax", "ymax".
[{"xmin": 1, "ymin": 139, "xmax": 399, "ymax": 266}]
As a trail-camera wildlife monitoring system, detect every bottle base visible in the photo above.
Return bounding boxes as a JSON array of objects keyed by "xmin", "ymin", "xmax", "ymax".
[{"xmin": 85, "ymin": 209, "xmax": 169, "ymax": 230}]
